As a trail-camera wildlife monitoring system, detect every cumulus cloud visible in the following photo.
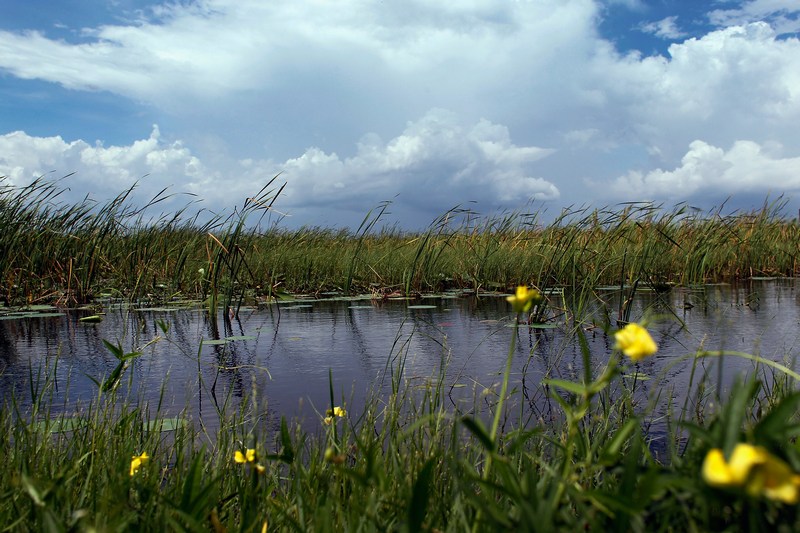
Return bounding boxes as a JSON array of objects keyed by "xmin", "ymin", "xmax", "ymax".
[
  {"xmin": 279, "ymin": 109, "xmax": 557, "ymax": 207},
  {"xmin": 0, "ymin": 125, "xmax": 208, "ymax": 204},
  {"xmin": 592, "ymin": 22, "xmax": 800, "ymax": 164},
  {"xmin": 0, "ymin": 110, "xmax": 557, "ymax": 223},
  {"xmin": 2, "ymin": 1, "xmax": 800, "ymax": 222},
  {"xmin": 606, "ymin": 139, "xmax": 800, "ymax": 199}
]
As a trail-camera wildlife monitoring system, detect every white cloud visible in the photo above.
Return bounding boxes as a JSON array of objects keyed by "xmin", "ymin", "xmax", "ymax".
[
  {"xmin": 0, "ymin": 110, "xmax": 558, "ymax": 223},
  {"xmin": 237, "ymin": 109, "xmax": 559, "ymax": 214},
  {"xmin": 0, "ymin": 0, "xmax": 599, "ymax": 112},
  {"xmin": 606, "ymin": 139, "xmax": 800, "ymax": 199},
  {"xmin": 591, "ymin": 22, "xmax": 800, "ymax": 164},
  {"xmin": 0, "ymin": 126, "xmax": 208, "ymax": 204},
  {"xmin": 638, "ymin": 16, "xmax": 687, "ymax": 40},
  {"xmin": 709, "ymin": 1, "xmax": 800, "ymax": 35},
  {"xmin": 2, "ymin": 1, "xmax": 800, "ymax": 222}
]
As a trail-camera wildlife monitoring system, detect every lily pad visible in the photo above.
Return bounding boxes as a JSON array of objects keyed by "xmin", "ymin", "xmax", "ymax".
[
  {"xmin": 79, "ymin": 315, "xmax": 103, "ymax": 323},
  {"xmin": 506, "ymin": 322, "xmax": 558, "ymax": 329},
  {"xmin": 23, "ymin": 305, "xmax": 58, "ymax": 311},
  {"xmin": 201, "ymin": 339, "xmax": 227, "ymax": 346},
  {"xmin": 30, "ymin": 418, "xmax": 87, "ymax": 434},
  {"xmin": 225, "ymin": 335, "xmax": 257, "ymax": 341},
  {"xmin": 146, "ymin": 417, "xmax": 186, "ymax": 432}
]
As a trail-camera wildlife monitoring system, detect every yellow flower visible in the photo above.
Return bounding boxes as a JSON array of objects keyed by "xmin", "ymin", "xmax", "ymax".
[
  {"xmin": 130, "ymin": 452, "xmax": 149, "ymax": 476},
  {"xmin": 614, "ymin": 323, "xmax": 657, "ymax": 361},
  {"xmin": 234, "ymin": 448, "xmax": 266, "ymax": 474},
  {"xmin": 702, "ymin": 444, "xmax": 800, "ymax": 504},
  {"xmin": 234, "ymin": 448, "xmax": 257, "ymax": 464},
  {"xmin": 325, "ymin": 406, "xmax": 346, "ymax": 423},
  {"xmin": 506, "ymin": 286, "xmax": 542, "ymax": 314}
]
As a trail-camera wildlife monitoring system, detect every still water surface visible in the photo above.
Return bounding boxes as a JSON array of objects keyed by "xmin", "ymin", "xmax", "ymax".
[{"xmin": 1, "ymin": 279, "xmax": 799, "ymax": 434}]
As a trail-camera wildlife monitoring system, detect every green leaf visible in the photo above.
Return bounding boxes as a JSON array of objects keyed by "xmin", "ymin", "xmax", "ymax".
[
  {"xmin": 600, "ymin": 418, "xmax": 640, "ymax": 465},
  {"xmin": 754, "ymin": 391, "xmax": 800, "ymax": 439},
  {"xmin": 102, "ymin": 339, "xmax": 124, "ymax": 360},
  {"xmin": 542, "ymin": 378, "xmax": 588, "ymax": 396},
  {"xmin": 407, "ymin": 457, "xmax": 436, "ymax": 533},
  {"xmin": 722, "ymin": 378, "xmax": 760, "ymax": 456},
  {"xmin": 146, "ymin": 417, "xmax": 186, "ymax": 432},
  {"xmin": 460, "ymin": 416, "xmax": 495, "ymax": 452},
  {"xmin": 279, "ymin": 416, "xmax": 295, "ymax": 464},
  {"xmin": 29, "ymin": 417, "xmax": 87, "ymax": 434}
]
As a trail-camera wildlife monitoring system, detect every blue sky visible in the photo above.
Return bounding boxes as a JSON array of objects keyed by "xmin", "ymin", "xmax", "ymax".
[{"xmin": 1, "ymin": 0, "xmax": 799, "ymax": 228}]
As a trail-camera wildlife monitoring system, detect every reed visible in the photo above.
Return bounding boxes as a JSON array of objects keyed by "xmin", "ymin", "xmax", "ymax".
[{"xmin": 1, "ymin": 178, "xmax": 798, "ymax": 309}]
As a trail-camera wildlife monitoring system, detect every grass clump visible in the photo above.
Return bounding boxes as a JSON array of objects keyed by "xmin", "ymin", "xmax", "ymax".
[{"xmin": 1, "ymin": 177, "xmax": 799, "ymax": 308}]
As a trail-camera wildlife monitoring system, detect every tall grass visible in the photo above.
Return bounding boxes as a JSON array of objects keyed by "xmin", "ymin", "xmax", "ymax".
[{"xmin": 1, "ymin": 178, "xmax": 798, "ymax": 308}]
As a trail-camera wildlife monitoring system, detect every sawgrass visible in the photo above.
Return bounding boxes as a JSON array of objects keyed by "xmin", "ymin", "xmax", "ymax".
[{"xmin": 2, "ymin": 179, "xmax": 797, "ymax": 311}]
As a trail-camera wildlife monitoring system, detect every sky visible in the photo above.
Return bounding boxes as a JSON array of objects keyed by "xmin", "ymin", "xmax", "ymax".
[{"xmin": 1, "ymin": 0, "xmax": 799, "ymax": 229}]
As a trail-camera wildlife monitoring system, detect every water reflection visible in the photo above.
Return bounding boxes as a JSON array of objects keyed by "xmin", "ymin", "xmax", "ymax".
[{"xmin": 1, "ymin": 279, "xmax": 798, "ymax": 434}]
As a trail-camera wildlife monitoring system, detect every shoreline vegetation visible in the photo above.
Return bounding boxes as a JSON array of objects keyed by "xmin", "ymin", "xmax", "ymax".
[
  {"xmin": 3, "ymin": 177, "xmax": 800, "ymax": 530},
  {"xmin": 1, "ymin": 177, "xmax": 798, "ymax": 309}
]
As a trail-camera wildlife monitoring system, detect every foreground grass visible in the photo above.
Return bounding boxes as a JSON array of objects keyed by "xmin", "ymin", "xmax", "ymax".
[
  {"xmin": 1, "ymin": 178, "xmax": 799, "ymax": 309},
  {"xmin": 4, "ymin": 315, "xmax": 800, "ymax": 532}
]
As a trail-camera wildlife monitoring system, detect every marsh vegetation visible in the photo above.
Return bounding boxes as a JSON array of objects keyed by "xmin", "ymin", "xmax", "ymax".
[{"xmin": 3, "ymin": 177, "xmax": 800, "ymax": 531}]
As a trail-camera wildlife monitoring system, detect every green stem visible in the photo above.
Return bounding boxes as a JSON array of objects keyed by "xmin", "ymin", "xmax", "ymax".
[
  {"xmin": 472, "ymin": 314, "xmax": 519, "ymax": 533},
  {"xmin": 490, "ymin": 314, "xmax": 519, "ymax": 442}
]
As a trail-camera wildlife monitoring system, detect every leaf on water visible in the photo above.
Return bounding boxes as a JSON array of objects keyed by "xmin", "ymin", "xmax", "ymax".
[
  {"xmin": 201, "ymin": 339, "xmax": 227, "ymax": 346},
  {"xmin": 24, "ymin": 305, "xmax": 58, "ymax": 311},
  {"xmin": 529, "ymin": 323, "xmax": 558, "ymax": 329},
  {"xmin": 348, "ymin": 305, "xmax": 374, "ymax": 309},
  {"xmin": 146, "ymin": 417, "xmax": 186, "ymax": 432},
  {"xmin": 407, "ymin": 305, "xmax": 437, "ymax": 309},
  {"xmin": 506, "ymin": 322, "xmax": 557, "ymax": 329},
  {"xmin": 79, "ymin": 315, "xmax": 103, "ymax": 323},
  {"xmin": 622, "ymin": 372, "xmax": 651, "ymax": 381},
  {"xmin": 225, "ymin": 335, "xmax": 256, "ymax": 341},
  {"xmin": 29, "ymin": 417, "xmax": 87, "ymax": 433},
  {"xmin": 281, "ymin": 305, "xmax": 314, "ymax": 309}
]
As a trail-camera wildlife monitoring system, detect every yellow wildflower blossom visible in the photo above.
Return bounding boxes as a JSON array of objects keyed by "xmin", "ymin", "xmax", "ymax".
[
  {"xmin": 324, "ymin": 406, "xmax": 347, "ymax": 424},
  {"xmin": 130, "ymin": 452, "xmax": 149, "ymax": 476},
  {"xmin": 234, "ymin": 448, "xmax": 266, "ymax": 474},
  {"xmin": 702, "ymin": 444, "xmax": 800, "ymax": 504},
  {"xmin": 506, "ymin": 286, "xmax": 542, "ymax": 314},
  {"xmin": 614, "ymin": 323, "xmax": 657, "ymax": 361},
  {"xmin": 234, "ymin": 448, "xmax": 257, "ymax": 464}
]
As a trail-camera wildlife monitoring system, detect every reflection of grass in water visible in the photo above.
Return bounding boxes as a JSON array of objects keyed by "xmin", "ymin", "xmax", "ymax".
[
  {"xmin": 4, "ymin": 318, "xmax": 800, "ymax": 530},
  {"xmin": 1, "ymin": 178, "xmax": 798, "ymax": 309}
]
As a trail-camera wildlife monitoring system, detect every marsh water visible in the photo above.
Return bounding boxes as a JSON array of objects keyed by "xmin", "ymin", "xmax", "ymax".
[{"xmin": 2, "ymin": 279, "xmax": 799, "ymax": 437}]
